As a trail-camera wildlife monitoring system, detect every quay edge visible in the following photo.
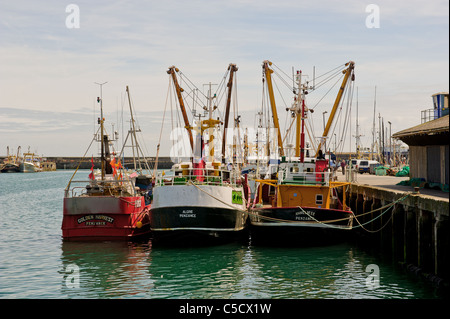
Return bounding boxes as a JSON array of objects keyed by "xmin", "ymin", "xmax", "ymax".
[{"xmin": 347, "ymin": 181, "xmax": 449, "ymax": 293}]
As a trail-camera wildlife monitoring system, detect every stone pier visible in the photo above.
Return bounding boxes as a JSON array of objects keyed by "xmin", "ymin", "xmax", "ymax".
[{"xmin": 345, "ymin": 174, "xmax": 449, "ymax": 290}]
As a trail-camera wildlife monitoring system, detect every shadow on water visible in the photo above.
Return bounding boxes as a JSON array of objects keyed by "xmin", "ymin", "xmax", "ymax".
[
  {"xmin": 59, "ymin": 234, "xmax": 440, "ymax": 299},
  {"xmin": 150, "ymin": 228, "xmax": 251, "ymax": 248}
]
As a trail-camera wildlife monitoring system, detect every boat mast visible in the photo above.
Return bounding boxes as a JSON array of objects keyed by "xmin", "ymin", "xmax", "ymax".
[
  {"xmin": 293, "ymin": 69, "xmax": 308, "ymax": 162},
  {"xmin": 95, "ymin": 81, "xmax": 108, "ymax": 181},
  {"xmin": 207, "ymin": 82, "xmax": 214, "ymax": 162},
  {"xmin": 295, "ymin": 70, "xmax": 302, "ymax": 158},
  {"xmin": 202, "ymin": 82, "xmax": 220, "ymax": 163},
  {"xmin": 315, "ymin": 61, "xmax": 355, "ymax": 157},
  {"xmin": 126, "ymin": 85, "xmax": 139, "ymax": 171},
  {"xmin": 167, "ymin": 66, "xmax": 194, "ymax": 151},
  {"xmin": 221, "ymin": 63, "xmax": 238, "ymax": 162},
  {"xmin": 263, "ymin": 60, "xmax": 284, "ymax": 157}
]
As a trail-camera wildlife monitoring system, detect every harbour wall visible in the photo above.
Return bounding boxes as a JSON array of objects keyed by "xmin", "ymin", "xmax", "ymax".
[
  {"xmin": 347, "ymin": 183, "xmax": 449, "ymax": 290},
  {"xmin": 43, "ymin": 156, "xmax": 174, "ymax": 170},
  {"xmin": 0, "ymin": 156, "xmax": 175, "ymax": 170}
]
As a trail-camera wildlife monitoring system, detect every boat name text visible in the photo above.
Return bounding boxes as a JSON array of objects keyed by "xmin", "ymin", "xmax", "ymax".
[
  {"xmin": 295, "ymin": 210, "xmax": 315, "ymax": 221},
  {"xmin": 180, "ymin": 210, "xmax": 196, "ymax": 218},
  {"xmin": 77, "ymin": 214, "xmax": 115, "ymax": 225}
]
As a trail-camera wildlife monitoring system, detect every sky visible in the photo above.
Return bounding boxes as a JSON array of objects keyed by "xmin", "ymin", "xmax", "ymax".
[{"xmin": 0, "ymin": 0, "xmax": 448, "ymax": 158}]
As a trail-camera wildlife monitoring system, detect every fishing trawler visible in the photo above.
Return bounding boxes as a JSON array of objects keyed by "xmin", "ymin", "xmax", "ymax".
[
  {"xmin": 150, "ymin": 65, "xmax": 248, "ymax": 243},
  {"xmin": 19, "ymin": 148, "xmax": 42, "ymax": 173},
  {"xmin": 62, "ymin": 85, "xmax": 152, "ymax": 240},
  {"xmin": 249, "ymin": 61, "xmax": 355, "ymax": 245},
  {"xmin": 1, "ymin": 146, "xmax": 21, "ymax": 173}
]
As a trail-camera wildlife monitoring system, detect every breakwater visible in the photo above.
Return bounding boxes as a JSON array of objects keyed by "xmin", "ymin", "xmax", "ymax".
[
  {"xmin": 347, "ymin": 182, "xmax": 449, "ymax": 291},
  {"xmin": 44, "ymin": 156, "xmax": 174, "ymax": 170}
]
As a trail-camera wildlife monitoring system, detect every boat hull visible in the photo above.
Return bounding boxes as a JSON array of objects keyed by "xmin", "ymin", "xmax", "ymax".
[
  {"xmin": 151, "ymin": 184, "xmax": 248, "ymax": 243},
  {"xmin": 249, "ymin": 206, "xmax": 353, "ymax": 245},
  {"xmin": 62, "ymin": 196, "xmax": 151, "ymax": 241},
  {"xmin": 151, "ymin": 206, "xmax": 248, "ymax": 243},
  {"xmin": 19, "ymin": 162, "xmax": 39, "ymax": 173},
  {"xmin": 1, "ymin": 164, "xmax": 20, "ymax": 173}
]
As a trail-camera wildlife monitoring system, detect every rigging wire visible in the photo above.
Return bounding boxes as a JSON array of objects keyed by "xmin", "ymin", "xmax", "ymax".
[
  {"xmin": 260, "ymin": 61, "xmax": 356, "ymax": 157},
  {"xmin": 309, "ymin": 72, "xmax": 344, "ymax": 110},
  {"xmin": 314, "ymin": 63, "xmax": 346, "ymax": 81},
  {"xmin": 164, "ymin": 66, "xmax": 241, "ymax": 163},
  {"xmin": 154, "ymin": 80, "xmax": 172, "ymax": 175},
  {"xmin": 334, "ymin": 77, "xmax": 355, "ymax": 155}
]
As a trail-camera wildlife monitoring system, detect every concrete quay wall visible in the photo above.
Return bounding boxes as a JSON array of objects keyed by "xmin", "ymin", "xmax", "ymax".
[{"xmin": 347, "ymin": 180, "xmax": 449, "ymax": 290}]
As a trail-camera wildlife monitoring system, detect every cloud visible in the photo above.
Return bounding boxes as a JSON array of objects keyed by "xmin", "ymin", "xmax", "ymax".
[{"xmin": 0, "ymin": 0, "xmax": 448, "ymax": 156}]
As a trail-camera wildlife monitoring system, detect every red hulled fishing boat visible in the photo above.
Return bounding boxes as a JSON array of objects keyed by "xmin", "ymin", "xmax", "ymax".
[{"xmin": 62, "ymin": 85, "xmax": 152, "ymax": 240}]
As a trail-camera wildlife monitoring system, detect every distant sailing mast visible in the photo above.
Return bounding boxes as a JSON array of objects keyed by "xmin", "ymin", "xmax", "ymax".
[
  {"xmin": 370, "ymin": 86, "xmax": 377, "ymax": 161},
  {"xmin": 119, "ymin": 85, "xmax": 152, "ymax": 174},
  {"xmin": 353, "ymin": 87, "xmax": 363, "ymax": 159}
]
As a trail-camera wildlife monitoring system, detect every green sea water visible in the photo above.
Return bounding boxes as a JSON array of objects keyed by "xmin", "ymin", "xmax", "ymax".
[{"xmin": 0, "ymin": 170, "xmax": 441, "ymax": 299}]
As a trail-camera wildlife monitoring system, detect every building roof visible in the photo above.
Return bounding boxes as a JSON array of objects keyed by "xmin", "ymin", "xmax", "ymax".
[{"xmin": 393, "ymin": 115, "xmax": 449, "ymax": 146}]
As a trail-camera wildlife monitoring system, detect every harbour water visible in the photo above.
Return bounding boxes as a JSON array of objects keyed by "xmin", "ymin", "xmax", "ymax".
[{"xmin": 0, "ymin": 170, "xmax": 441, "ymax": 299}]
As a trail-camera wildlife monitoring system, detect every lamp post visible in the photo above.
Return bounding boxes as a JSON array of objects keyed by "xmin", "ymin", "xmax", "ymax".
[{"xmin": 388, "ymin": 121, "xmax": 392, "ymax": 166}]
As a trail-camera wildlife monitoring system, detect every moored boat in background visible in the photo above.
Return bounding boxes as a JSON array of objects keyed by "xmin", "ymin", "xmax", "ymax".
[
  {"xmin": 19, "ymin": 148, "xmax": 42, "ymax": 173},
  {"xmin": 1, "ymin": 146, "xmax": 21, "ymax": 173}
]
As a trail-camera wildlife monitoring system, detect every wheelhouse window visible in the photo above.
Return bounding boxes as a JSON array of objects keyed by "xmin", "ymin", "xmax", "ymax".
[{"xmin": 316, "ymin": 194, "xmax": 323, "ymax": 205}]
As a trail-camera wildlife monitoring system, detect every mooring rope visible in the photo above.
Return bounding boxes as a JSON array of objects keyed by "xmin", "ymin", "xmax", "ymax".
[
  {"xmin": 184, "ymin": 180, "xmax": 414, "ymax": 229},
  {"xmin": 297, "ymin": 206, "xmax": 353, "ymax": 230},
  {"xmin": 350, "ymin": 192, "xmax": 413, "ymax": 233},
  {"xmin": 187, "ymin": 180, "xmax": 293, "ymax": 223}
]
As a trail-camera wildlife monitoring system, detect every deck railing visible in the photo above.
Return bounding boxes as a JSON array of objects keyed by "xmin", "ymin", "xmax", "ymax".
[
  {"xmin": 65, "ymin": 178, "xmax": 136, "ymax": 198},
  {"xmin": 155, "ymin": 167, "xmax": 241, "ymax": 187},
  {"xmin": 278, "ymin": 169, "xmax": 331, "ymax": 186}
]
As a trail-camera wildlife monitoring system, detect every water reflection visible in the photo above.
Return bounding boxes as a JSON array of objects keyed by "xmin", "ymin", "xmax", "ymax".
[
  {"xmin": 60, "ymin": 240, "xmax": 153, "ymax": 298},
  {"xmin": 238, "ymin": 244, "xmax": 359, "ymax": 298},
  {"xmin": 147, "ymin": 242, "xmax": 249, "ymax": 298},
  {"xmin": 60, "ymin": 239, "xmax": 433, "ymax": 299}
]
